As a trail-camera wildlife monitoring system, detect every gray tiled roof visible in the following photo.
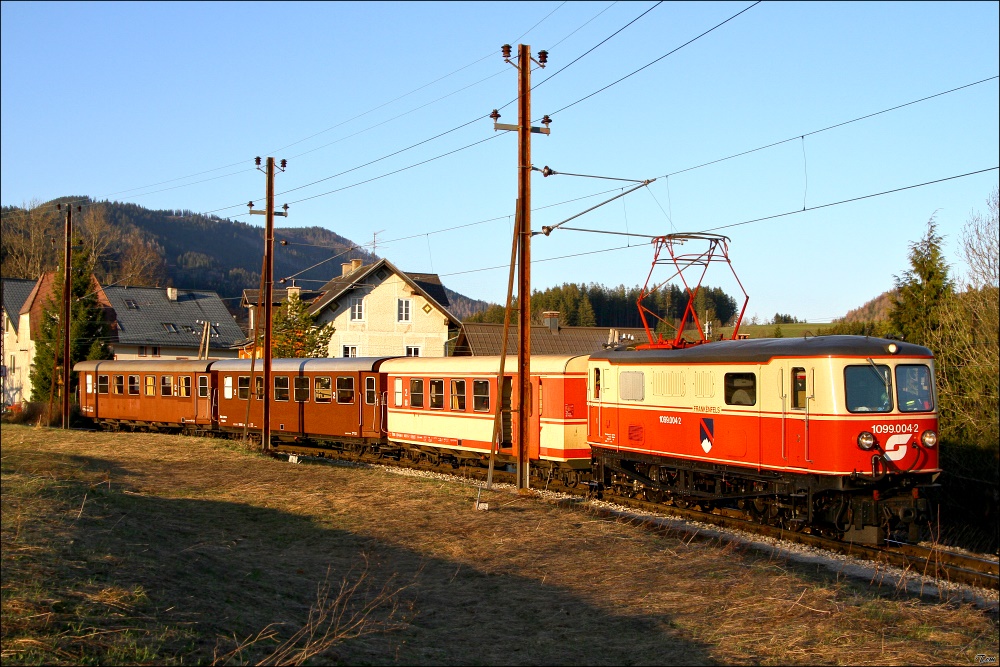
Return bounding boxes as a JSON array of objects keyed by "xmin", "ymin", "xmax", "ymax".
[
  {"xmin": 456, "ymin": 323, "xmax": 648, "ymax": 356},
  {"xmin": 1, "ymin": 278, "xmax": 36, "ymax": 333},
  {"xmin": 241, "ymin": 288, "xmax": 324, "ymax": 307},
  {"xmin": 103, "ymin": 286, "xmax": 246, "ymax": 349}
]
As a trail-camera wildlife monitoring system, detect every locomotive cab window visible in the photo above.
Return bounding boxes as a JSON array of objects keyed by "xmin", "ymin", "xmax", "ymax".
[
  {"xmin": 161, "ymin": 375, "xmax": 173, "ymax": 397},
  {"xmin": 365, "ymin": 377, "xmax": 377, "ymax": 405},
  {"xmin": 128, "ymin": 375, "xmax": 140, "ymax": 396},
  {"xmin": 97, "ymin": 375, "xmax": 109, "ymax": 394},
  {"xmin": 337, "ymin": 377, "xmax": 355, "ymax": 404},
  {"xmin": 845, "ymin": 364, "xmax": 892, "ymax": 413},
  {"xmin": 429, "ymin": 379, "xmax": 444, "ymax": 409},
  {"xmin": 294, "ymin": 377, "xmax": 310, "ymax": 402},
  {"xmin": 791, "ymin": 367, "xmax": 806, "ymax": 409},
  {"xmin": 237, "ymin": 376, "xmax": 250, "ymax": 400},
  {"xmin": 473, "ymin": 380, "xmax": 490, "ymax": 412},
  {"xmin": 593, "ymin": 369, "xmax": 601, "ymax": 399},
  {"xmin": 315, "ymin": 376, "xmax": 332, "ymax": 403},
  {"xmin": 896, "ymin": 364, "xmax": 934, "ymax": 413},
  {"xmin": 409, "ymin": 379, "xmax": 424, "ymax": 408},
  {"xmin": 274, "ymin": 376, "xmax": 289, "ymax": 402},
  {"xmin": 113, "ymin": 375, "xmax": 124, "ymax": 395},
  {"xmin": 451, "ymin": 380, "xmax": 466, "ymax": 410},
  {"xmin": 724, "ymin": 373, "xmax": 756, "ymax": 406}
]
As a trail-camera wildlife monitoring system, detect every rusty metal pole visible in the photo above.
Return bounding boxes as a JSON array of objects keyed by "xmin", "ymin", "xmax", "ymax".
[
  {"xmin": 61, "ymin": 204, "xmax": 74, "ymax": 429},
  {"xmin": 516, "ymin": 43, "xmax": 532, "ymax": 490},
  {"xmin": 262, "ymin": 157, "xmax": 275, "ymax": 454}
]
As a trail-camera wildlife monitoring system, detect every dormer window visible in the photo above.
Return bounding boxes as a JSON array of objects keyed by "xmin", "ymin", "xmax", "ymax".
[
  {"xmin": 124, "ymin": 299, "xmax": 138, "ymax": 310},
  {"xmin": 162, "ymin": 322, "xmax": 179, "ymax": 333}
]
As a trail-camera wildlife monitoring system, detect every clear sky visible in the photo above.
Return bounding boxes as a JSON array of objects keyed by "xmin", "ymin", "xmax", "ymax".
[{"xmin": 2, "ymin": 1, "xmax": 998, "ymax": 323}]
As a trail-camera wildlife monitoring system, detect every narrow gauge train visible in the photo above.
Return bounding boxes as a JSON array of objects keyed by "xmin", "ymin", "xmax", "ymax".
[{"xmin": 73, "ymin": 335, "xmax": 940, "ymax": 544}]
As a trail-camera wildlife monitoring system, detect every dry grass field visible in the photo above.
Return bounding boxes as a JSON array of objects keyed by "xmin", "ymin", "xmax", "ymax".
[{"xmin": 2, "ymin": 424, "xmax": 997, "ymax": 665}]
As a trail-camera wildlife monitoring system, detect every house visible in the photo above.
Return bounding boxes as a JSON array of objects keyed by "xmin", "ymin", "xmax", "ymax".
[
  {"xmin": 103, "ymin": 285, "xmax": 245, "ymax": 360},
  {"xmin": 1, "ymin": 278, "xmax": 38, "ymax": 408},
  {"xmin": 453, "ymin": 311, "xmax": 648, "ymax": 356}
]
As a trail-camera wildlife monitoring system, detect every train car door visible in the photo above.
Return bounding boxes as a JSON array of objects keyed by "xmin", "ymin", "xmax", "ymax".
[
  {"xmin": 588, "ymin": 362, "xmax": 618, "ymax": 449},
  {"xmin": 780, "ymin": 363, "xmax": 809, "ymax": 468},
  {"xmin": 361, "ymin": 373, "xmax": 380, "ymax": 438},
  {"xmin": 195, "ymin": 374, "xmax": 211, "ymax": 424},
  {"xmin": 498, "ymin": 375, "xmax": 513, "ymax": 452}
]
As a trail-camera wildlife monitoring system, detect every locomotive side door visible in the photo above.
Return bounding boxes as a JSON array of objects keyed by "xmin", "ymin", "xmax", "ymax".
[
  {"xmin": 780, "ymin": 363, "xmax": 809, "ymax": 469},
  {"xmin": 588, "ymin": 362, "xmax": 618, "ymax": 449}
]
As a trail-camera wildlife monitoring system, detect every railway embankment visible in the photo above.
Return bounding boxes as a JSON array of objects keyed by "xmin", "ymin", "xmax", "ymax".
[{"xmin": 2, "ymin": 424, "xmax": 997, "ymax": 665}]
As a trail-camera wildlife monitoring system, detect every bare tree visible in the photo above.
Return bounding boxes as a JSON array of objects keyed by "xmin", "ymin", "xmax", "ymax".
[{"xmin": 0, "ymin": 200, "xmax": 60, "ymax": 278}]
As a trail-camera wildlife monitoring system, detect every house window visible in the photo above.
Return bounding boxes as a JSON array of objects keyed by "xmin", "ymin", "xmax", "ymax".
[
  {"xmin": 429, "ymin": 379, "xmax": 444, "ymax": 409},
  {"xmin": 178, "ymin": 376, "xmax": 192, "ymax": 398},
  {"xmin": 198, "ymin": 375, "xmax": 209, "ymax": 398},
  {"xmin": 337, "ymin": 377, "xmax": 355, "ymax": 404},
  {"xmin": 274, "ymin": 376, "xmax": 289, "ymax": 401},
  {"xmin": 238, "ymin": 376, "xmax": 250, "ymax": 400},
  {"xmin": 365, "ymin": 376, "xmax": 377, "ymax": 405},
  {"xmin": 315, "ymin": 376, "xmax": 332, "ymax": 403},
  {"xmin": 138, "ymin": 346, "xmax": 147, "ymax": 357},
  {"xmin": 343, "ymin": 346, "xmax": 358, "ymax": 358},
  {"xmin": 294, "ymin": 377, "xmax": 310, "ymax": 402},
  {"xmin": 113, "ymin": 375, "xmax": 125, "ymax": 395},
  {"xmin": 451, "ymin": 380, "xmax": 466, "ymax": 410},
  {"xmin": 394, "ymin": 377, "xmax": 403, "ymax": 407},
  {"xmin": 350, "ymin": 297, "xmax": 364, "ymax": 321},
  {"xmin": 161, "ymin": 375, "xmax": 174, "ymax": 397},
  {"xmin": 151, "ymin": 346, "xmax": 160, "ymax": 357},
  {"xmin": 473, "ymin": 380, "xmax": 490, "ymax": 412},
  {"xmin": 145, "ymin": 375, "xmax": 156, "ymax": 396},
  {"xmin": 97, "ymin": 375, "xmax": 109, "ymax": 394},
  {"xmin": 128, "ymin": 375, "xmax": 140, "ymax": 395},
  {"xmin": 398, "ymin": 299, "xmax": 411, "ymax": 322},
  {"xmin": 405, "ymin": 346, "xmax": 420, "ymax": 357},
  {"xmin": 409, "ymin": 378, "xmax": 424, "ymax": 408}
]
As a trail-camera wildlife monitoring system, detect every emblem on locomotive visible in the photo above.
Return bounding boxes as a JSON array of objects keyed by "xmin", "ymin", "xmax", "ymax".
[
  {"xmin": 699, "ymin": 417, "xmax": 714, "ymax": 454},
  {"xmin": 883, "ymin": 433, "xmax": 910, "ymax": 461}
]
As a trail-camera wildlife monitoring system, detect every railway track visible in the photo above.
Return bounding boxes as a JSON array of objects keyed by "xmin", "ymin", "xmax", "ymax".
[{"xmin": 273, "ymin": 441, "xmax": 1000, "ymax": 593}]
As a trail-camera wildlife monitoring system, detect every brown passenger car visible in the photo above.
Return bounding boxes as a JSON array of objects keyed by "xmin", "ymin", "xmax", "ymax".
[{"xmin": 74, "ymin": 360, "xmax": 215, "ymax": 431}]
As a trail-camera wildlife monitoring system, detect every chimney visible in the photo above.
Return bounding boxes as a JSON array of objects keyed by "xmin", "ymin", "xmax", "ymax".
[
  {"xmin": 351, "ymin": 258, "xmax": 363, "ymax": 271},
  {"xmin": 341, "ymin": 262, "xmax": 353, "ymax": 276},
  {"xmin": 167, "ymin": 287, "xmax": 178, "ymax": 301},
  {"xmin": 542, "ymin": 311, "xmax": 559, "ymax": 334},
  {"xmin": 287, "ymin": 285, "xmax": 301, "ymax": 298}
]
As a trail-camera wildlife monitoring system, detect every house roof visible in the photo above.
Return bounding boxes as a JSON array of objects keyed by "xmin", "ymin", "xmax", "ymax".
[
  {"xmin": 102, "ymin": 286, "xmax": 246, "ymax": 349},
  {"xmin": 241, "ymin": 288, "xmax": 324, "ymax": 308},
  {"xmin": 307, "ymin": 258, "xmax": 460, "ymax": 325},
  {"xmin": 455, "ymin": 323, "xmax": 648, "ymax": 356},
  {"xmin": 1, "ymin": 278, "xmax": 36, "ymax": 333}
]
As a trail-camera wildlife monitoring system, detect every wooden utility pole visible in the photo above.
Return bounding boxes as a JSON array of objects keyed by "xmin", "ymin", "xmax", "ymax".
[
  {"xmin": 492, "ymin": 44, "xmax": 549, "ymax": 489},
  {"xmin": 249, "ymin": 158, "xmax": 288, "ymax": 454},
  {"xmin": 59, "ymin": 203, "xmax": 78, "ymax": 429}
]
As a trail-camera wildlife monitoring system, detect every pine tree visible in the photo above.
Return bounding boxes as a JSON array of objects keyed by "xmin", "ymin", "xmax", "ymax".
[
  {"xmin": 576, "ymin": 294, "xmax": 597, "ymax": 327},
  {"xmin": 30, "ymin": 248, "xmax": 112, "ymax": 402},
  {"xmin": 267, "ymin": 292, "xmax": 336, "ymax": 358},
  {"xmin": 890, "ymin": 216, "xmax": 953, "ymax": 345}
]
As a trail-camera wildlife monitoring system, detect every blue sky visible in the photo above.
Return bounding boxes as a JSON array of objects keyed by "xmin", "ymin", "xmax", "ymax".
[{"xmin": 2, "ymin": 1, "xmax": 997, "ymax": 323}]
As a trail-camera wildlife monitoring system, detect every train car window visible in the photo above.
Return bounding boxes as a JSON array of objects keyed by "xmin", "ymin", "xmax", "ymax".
[
  {"xmin": 223, "ymin": 376, "xmax": 233, "ymax": 400},
  {"xmin": 113, "ymin": 375, "xmax": 125, "ymax": 395},
  {"xmin": 394, "ymin": 378, "xmax": 403, "ymax": 406},
  {"xmin": 85, "ymin": 374, "xmax": 93, "ymax": 394},
  {"xmin": 254, "ymin": 376, "xmax": 264, "ymax": 400},
  {"xmin": 337, "ymin": 377, "xmax": 355, "ymax": 404},
  {"xmin": 198, "ymin": 376, "xmax": 209, "ymax": 398},
  {"xmin": 896, "ymin": 364, "xmax": 934, "ymax": 413},
  {"xmin": 409, "ymin": 379, "xmax": 424, "ymax": 408},
  {"xmin": 294, "ymin": 377, "xmax": 310, "ymax": 402},
  {"xmin": 178, "ymin": 376, "xmax": 192, "ymax": 398},
  {"xmin": 161, "ymin": 375, "xmax": 174, "ymax": 397},
  {"xmin": 791, "ymin": 368, "xmax": 806, "ymax": 409},
  {"xmin": 844, "ymin": 365, "xmax": 892, "ymax": 413},
  {"xmin": 315, "ymin": 376, "xmax": 332, "ymax": 403},
  {"xmin": 429, "ymin": 379, "xmax": 444, "ymax": 409},
  {"xmin": 274, "ymin": 376, "xmax": 290, "ymax": 401},
  {"xmin": 237, "ymin": 376, "xmax": 250, "ymax": 400},
  {"xmin": 724, "ymin": 373, "xmax": 756, "ymax": 406},
  {"xmin": 473, "ymin": 380, "xmax": 490, "ymax": 412},
  {"xmin": 593, "ymin": 369, "xmax": 601, "ymax": 399},
  {"xmin": 365, "ymin": 377, "xmax": 377, "ymax": 405},
  {"xmin": 97, "ymin": 375, "xmax": 109, "ymax": 394},
  {"xmin": 451, "ymin": 380, "xmax": 466, "ymax": 410},
  {"xmin": 145, "ymin": 375, "xmax": 156, "ymax": 396},
  {"xmin": 620, "ymin": 371, "xmax": 645, "ymax": 401},
  {"xmin": 128, "ymin": 375, "xmax": 140, "ymax": 395},
  {"xmin": 538, "ymin": 381, "xmax": 543, "ymax": 413}
]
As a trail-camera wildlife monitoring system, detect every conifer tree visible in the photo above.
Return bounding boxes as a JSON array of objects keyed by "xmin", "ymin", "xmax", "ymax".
[
  {"xmin": 267, "ymin": 292, "xmax": 336, "ymax": 358},
  {"xmin": 890, "ymin": 216, "xmax": 953, "ymax": 345}
]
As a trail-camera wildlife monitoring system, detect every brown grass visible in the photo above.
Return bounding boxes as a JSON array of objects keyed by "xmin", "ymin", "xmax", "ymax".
[{"xmin": 2, "ymin": 423, "xmax": 997, "ymax": 665}]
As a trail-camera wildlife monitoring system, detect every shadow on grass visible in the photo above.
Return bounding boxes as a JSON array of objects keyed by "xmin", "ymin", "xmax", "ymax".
[{"xmin": 3, "ymin": 451, "xmax": 713, "ymax": 666}]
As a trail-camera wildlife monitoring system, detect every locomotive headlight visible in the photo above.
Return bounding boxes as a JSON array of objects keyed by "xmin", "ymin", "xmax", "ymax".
[
  {"xmin": 921, "ymin": 430, "xmax": 938, "ymax": 448},
  {"xmin": 857, "ymin": 431, "xmax": 877, "ymax": 451}
]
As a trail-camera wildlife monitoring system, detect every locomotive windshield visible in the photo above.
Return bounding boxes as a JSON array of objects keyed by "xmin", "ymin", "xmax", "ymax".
[
  {"xmin": 844, "ymin": 364, "xmax": 892, "ymax": 413},
  {"xmin": 896, "ymin": 364, "xmax": 934, "ymax": 412}
]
